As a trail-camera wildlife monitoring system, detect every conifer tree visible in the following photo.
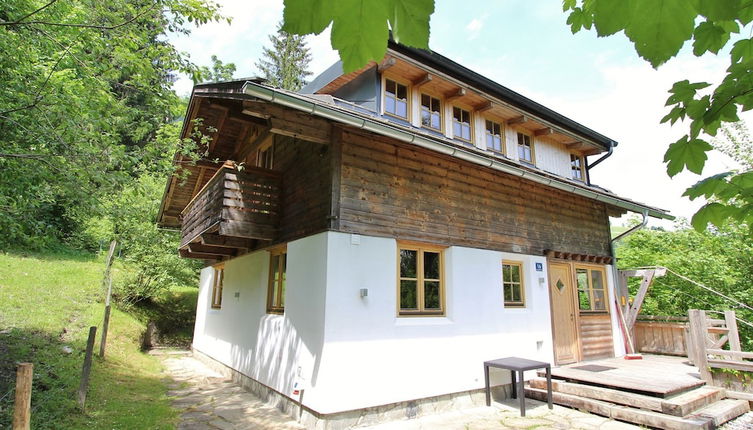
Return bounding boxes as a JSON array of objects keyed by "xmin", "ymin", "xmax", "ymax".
[{"xmin": 255, "ymin": 22, "xmax": 313, "ymax": 91}]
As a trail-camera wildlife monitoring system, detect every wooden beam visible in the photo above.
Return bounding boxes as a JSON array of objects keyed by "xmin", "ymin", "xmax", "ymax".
[
  {"xmin": 179, "ymin": 248, "xmax": 220, "ymax": 261},
  {"xmin": 445, "ymin": 87, "xmax": 466, "ymax": 102},
  {"xmin": 377, "ymin": 56, "xmax": 396, "ymax": 72},
  {"xmin": 475, "ymin": 101, "xmax": 493, "ymax": 112},
  {"xmin": 235, "ymin": 128, "xmax": 271, "ymax": 162},
  {"xmin": 242, "ymin": 101, "xmax": 331, "ymax": 145},
  {"xmin": 190, "ymin": 167, "xmax": 206, "ymax": 200},
  {"xmin": 187, "ymin": 243, "xmax": 237, "ymax": 256},
  {"xmin": 566, "ymin": 141, "xmax": 585, "ymax": 149},
  {"xmin": 507, "ymin": 115, "xmax": 528, "ymax": 125},
  {"xmin": 412, "ymin": 73, "xmax": 432, "ymax": 88},
  {"xmin": 207, "ymin": 105, "xmax": 229, "ymax": 155},
  {"xmin": 534, "ymin": 127, "xmax": 554, "ymax": 136},
  {"xmin": 626, "ymin": 269, "xmax": 655, "ymax": 330},
  {"xmin": 200, "ymin": 233, "xmax": 253, "ymax": 250}
]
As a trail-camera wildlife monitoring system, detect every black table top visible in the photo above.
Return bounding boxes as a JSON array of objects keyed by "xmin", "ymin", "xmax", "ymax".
[{"xmin": 484, "ymin": 357, "xmax": 550, "ymax": 371}]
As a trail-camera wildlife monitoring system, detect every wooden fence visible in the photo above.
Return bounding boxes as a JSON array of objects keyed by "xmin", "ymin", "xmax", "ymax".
[{"xmin": 633, "ymin": 315, "xmax": 689, "ymax": 356}]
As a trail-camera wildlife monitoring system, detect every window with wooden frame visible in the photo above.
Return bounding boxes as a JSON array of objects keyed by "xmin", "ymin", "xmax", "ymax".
[
  {"xmin": 570, "ymin": 154, "xmax": 585, "ymax": 181},
  {"xmin": 211, "ymin": 264, "xmax": 224, "ymax": 309},
  {"xmin": 452, "ymin": 106, "xmax": 472, "ymax": 142},
  {"xmin": 383, "ymin": 78, "xmax": 409, "ymax": 120},
  {"xmin": 575, "ymin": 266, "xmax": 607, "ymax": 312},
  {"xmin": 267, "ymin": 247, "xmax": 287, "ymax": 314},
  {"xmin": 420, "ymin": 94, "xmax": 442, "ymax": 131},
  {"xmin": 397, "ymin": 243, "xmax": 444, "ymax": 316},
  {"xmin": 256, "ymin": 140, "xmax": 274, "ymax": 169},
  {"xmin": 485, "ymin": 120, "xmax": 504, "ymax": 154},
  {"xmin": 517, "ymin": 132, "xmax": 534, "ymax": 165},
  {"xmin": 502, "ymin": 261, "xmax": 525, "ymax": 307}
]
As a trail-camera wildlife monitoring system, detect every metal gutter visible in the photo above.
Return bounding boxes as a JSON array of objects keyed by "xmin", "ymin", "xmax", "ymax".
[{"xmin": 241, "ymin": 82, "xmax": 674, "ymax": 220}]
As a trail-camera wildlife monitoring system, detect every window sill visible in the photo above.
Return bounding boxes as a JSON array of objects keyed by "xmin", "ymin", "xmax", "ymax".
[{"xmin": 395, "ymin": 316, "xmax": 452, "ymax": 326}]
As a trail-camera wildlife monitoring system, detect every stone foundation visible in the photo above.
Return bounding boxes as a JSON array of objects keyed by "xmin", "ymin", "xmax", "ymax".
[{"xmin": 191, "ymin": 348, "xmax": 513, "ymax": 429}]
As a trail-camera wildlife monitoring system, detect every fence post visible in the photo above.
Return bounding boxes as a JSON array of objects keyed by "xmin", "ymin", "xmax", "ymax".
[
  {"xmin": 77, "ymin": 326, "xmax": 97, "ymax": 409},
  {"xmin": 724, "ymin": 310, "xmax": 742, "ymax": 358},
  {"xmin": 12, "ymin": 363, "xmax": 33, "ymax": 430},
  {"xmin": 688, "ymin": 309, "xmax": 713, "ymax": 384},
  {"xmin": 99, "ymin": 240, "xmax": 117, "ymax": 358}
]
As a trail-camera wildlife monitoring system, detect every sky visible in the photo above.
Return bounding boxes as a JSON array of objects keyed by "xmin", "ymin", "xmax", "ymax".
[{"xmin": 169, "ymin": 0, "xmax": 748, "ymax": 228}]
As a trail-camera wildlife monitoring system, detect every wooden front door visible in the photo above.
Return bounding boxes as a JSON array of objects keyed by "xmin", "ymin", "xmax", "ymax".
[{"xmin": 549, "ymin": 262, "xmax": 579, "ymax": 364}]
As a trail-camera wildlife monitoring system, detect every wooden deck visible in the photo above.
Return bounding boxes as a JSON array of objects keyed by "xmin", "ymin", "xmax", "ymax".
[{"xmin": 550, "ymin": 355, "xmax": 705, "ymax": 398}]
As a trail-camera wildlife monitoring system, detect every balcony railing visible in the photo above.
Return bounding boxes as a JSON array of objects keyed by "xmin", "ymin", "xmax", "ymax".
[{"xmin": 179, "ymin": 163, "xmax": 281, "ymax": 259}]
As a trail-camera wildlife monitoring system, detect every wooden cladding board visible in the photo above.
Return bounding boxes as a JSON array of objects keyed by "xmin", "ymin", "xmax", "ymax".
[
  {"xmin": 634, "ymin": 321, "xmax": 688, "ymax": 357},
  {"xmin": 336, "ymin": 129, "xmax": 612, "ymax": 256},
  {"xmin": 579, "ymin": 314, "xmax": 615, "ymax": 360}
]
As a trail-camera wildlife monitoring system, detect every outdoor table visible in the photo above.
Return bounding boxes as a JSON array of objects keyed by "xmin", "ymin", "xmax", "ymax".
[{"xmin": 483, "ymin": 356, "xmax": 552, "ymax": 416}]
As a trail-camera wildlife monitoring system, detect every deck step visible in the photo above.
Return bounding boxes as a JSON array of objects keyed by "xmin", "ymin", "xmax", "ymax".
[
  {"xmin": 526, "ymin": 387, "xmax": 714, "ymax": 430},
  {"xmin": 690, "ymin": 399, "xmax": 750, "ymax": 428},
  {"xmin": 528, "ymin": 378, "xmax": 725, "ymax": 417}
]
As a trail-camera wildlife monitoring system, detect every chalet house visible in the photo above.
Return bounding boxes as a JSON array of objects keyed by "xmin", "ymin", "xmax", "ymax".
[{"xmin": 157, "ymin": 41, "xmax": 672, "ymax": 427}]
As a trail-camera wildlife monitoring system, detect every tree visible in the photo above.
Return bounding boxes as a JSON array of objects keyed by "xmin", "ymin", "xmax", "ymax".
[
  {"xmin": 196, "ymin": 55, "xmax": 237, "ymax": 83},
  {"xmin": 255, "ymin": 22, "xmax": 313, "ymax": 91}
]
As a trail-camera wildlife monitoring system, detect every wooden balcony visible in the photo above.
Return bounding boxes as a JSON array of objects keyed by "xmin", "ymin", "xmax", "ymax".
[{"xmin": 179, "ymin": 163, "xmax": 281, "ymax": 260}]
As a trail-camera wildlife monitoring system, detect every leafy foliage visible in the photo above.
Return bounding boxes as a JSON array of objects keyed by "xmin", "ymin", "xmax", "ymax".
[
  {"xmin": 563, "ymin": 1, "xmax": 753, "ymax": 232},
  {"xmin": 281, "ymin": 0, "xmax": 435, "ymax": 72},
  {"xmin": 255, "ymin": 22, "xmax": 313, "ymax": 91},
  {"xmin": 616, "ymin": 222, "xmax": 753, "ymax": 349}
]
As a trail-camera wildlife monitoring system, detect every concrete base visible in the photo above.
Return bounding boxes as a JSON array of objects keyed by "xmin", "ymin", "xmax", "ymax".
[{"xmin": 192, "ymin": 348, "xmax": 513, "ymax": 430}]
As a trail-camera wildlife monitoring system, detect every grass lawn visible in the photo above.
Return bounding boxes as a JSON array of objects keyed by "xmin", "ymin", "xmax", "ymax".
[{"xmin": 0, "ymin": 249, "xmax": 186, "ymax": 429}]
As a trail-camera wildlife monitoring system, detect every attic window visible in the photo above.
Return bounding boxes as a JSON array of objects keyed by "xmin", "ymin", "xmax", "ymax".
[
  {"xmin": 452, "ymin": 107, "xmax": 472, "ymax": 142},
  {"xmin": 420, "ymin": 94, "xmax": 442, "ymax": 131},
  {"xmin": 384, "ymin": 79, "xmax": 408, "ymax": 119},
  {"xmin": 517, "ymin": 132, "xmax": 534, "ymax": 165},
  {"xmin": 571, "ymin": 154, "xmax": 585, "ymax": 181},
  {"xmin": 485, "ymin": 120, "xmax": 503, "ymax": 154}
]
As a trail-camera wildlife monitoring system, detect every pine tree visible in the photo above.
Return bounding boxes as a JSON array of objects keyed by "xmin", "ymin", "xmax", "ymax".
[{"xmin": 255, "ymin": 22, "xmax": 313, "ymax": 91}]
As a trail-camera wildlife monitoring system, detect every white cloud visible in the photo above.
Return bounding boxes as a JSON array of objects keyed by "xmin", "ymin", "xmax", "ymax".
[{"xmin": 465, "ymin": 16, "xmax": 486, "ymax": 41}]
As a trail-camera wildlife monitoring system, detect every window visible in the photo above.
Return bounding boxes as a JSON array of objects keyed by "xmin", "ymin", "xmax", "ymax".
[
  {"xmin": 571, "ymin": 154, "xmax": 585, "ymax": 181},
  {"xmin": 211, "ymin": 264, "xmax": 224, "ymax": 309},
  {"xmin": 257, "ymin": 142, "xmax": 274, "ymax": 169},
  {"xmin": 420, "ymin": 94, "xmax": 442, "ymax": 131},
  {"xmin": 502, "ymin": 261, "xmax": 525, "ymax": 307},
  {"xmin": 398, "ymin": 243, "xmax": 444, "ymax": 316},
  {"xmin": 267, "ymin": 247, "xmax": 287, "ymax": 314},
  {"xmin": 452, "ymin": 107, "xmax": 472, "ymax": 142},
  {"xmin": 517, "ymin": 132, "xmax": 534, "ymax": 164},
  {"xmin": 384, "ymin": 79, "xmax": 409, "ymax": 119},
  {"xmin": 485, "ymin": 120, "xmax": 503, "ymax": 153},
  {"xmin": 576, "ymin": 266, "xmax": 607, "ymax": 312}
]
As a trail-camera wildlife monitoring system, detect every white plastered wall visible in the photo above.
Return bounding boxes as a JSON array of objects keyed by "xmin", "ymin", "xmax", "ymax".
[{"xmin": 310, "ymin": 231, "xmax": 555, "ymax": 414}]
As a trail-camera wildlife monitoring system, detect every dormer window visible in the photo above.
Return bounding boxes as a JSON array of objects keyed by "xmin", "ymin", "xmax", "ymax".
[
  {"xmin": 452, "ymin": 107, "xmax": 472, "ymax": 142},
  {"xmin": 517, "ymin": 132, "xmax": 534, "ymax": 165},
  {"xmin": 420, "ymin": 94, "xmax": 442, "ymax": 131},
  {"xmin": 571, "ymin": 154, "xmax": 585, "ymax": 181},
  {"xmin": 485, "ymin": 120, "xmax": 503, "ymax": 154},
  {"xmin": 384, "ymin": 79, "xmax": 408, "ymax": 119}
]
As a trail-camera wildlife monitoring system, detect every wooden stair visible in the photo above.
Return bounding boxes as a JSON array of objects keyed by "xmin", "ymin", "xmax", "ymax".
[{"xmin": 527, "ymin": 377, "xmax": 749, "ymax": 429}]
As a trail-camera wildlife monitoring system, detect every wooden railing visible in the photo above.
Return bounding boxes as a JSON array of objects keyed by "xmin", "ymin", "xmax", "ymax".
[
  {"xmin": 633, "ymin": 315, "xmax": 689, "ymax": 356},
  {"xmin": 687, "ymin": 309, "xmax": 752, "ymax": 385},
  {"xmin": 180, "ymin": 163, "xmax": 281, "ymax": 249}
]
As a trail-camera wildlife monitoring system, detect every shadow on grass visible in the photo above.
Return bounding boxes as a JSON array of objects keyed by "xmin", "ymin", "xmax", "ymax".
[
  {"xmin": 0, "ymin": 247, "xmax": 99, "ymax": 263},
  {"xmin": 130, "ymin": 287, "xmax": 198, "ymax": 348}
]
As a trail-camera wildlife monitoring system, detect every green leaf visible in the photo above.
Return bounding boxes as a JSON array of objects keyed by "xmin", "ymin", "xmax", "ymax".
[
  {"xmin": 566, "ymin": 7, "xmax": 593, "ymax": 33},
  {"xmin": 661, "ymin": 106, "xmax": 686, "ymax": 125},
  {"xmin": 593, "ymin": 0, "xmax": 632, "ymax": 36},
  {"xmin": 690, "ymin": 202, "xmax": 737, "ymax": 231},
  {"xmin": 623, "ymin": 0, "xmax": 697, "ymax": 68},
  {"xmin": 665, "ymin": 80, "xmax": 711, "ymax": 105},
  {"xmin": 282, "ymin": 0, "xmax": 334, "ymax": 35},
  {"xmin": 389, "ymin": 0, "xmax": 434, "ymax": 48},
  {"xmin": 331, "ymin": 0, "xmax": 391, "ymax": 73},
  {"xmin": 664, "ymin": 136, "xmax": 713, "ymax": 176},
  {"xmin": 693, "ymin": 21, "xmax": 732, "ymax": 56},
  {"xmin": 563, "ymin": 0, "xmax": 577, "ymax": 12},
  {"xmin": 697, "ymin": 0, "xmax": 740, "ymax": 21},
  {"xmin": 683, "ymin": 172, "xmax": 733, "ymax": 199},
  {"xmin": 686, "ymin": 95, "xmax": 710, "ymax": 119},
  {"xmin": 730, "ymin": 38, "xmax": 753, "ymax": 64}
]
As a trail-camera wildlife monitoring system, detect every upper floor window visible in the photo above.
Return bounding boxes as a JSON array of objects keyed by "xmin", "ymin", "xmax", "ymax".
[
  {"xmin": 257, "ymin": 141, "xmax": 274, "ymax": 169},
  {"xmin": 267, "ymin": 247, "xmax": 287, "ymax": 314},
  {"xmin": 420, "ymin": 94, "xmax": 442, "ymax": 131},
  {"xmin": 211, "ymin": 264, "xmax": 224, "ymax": 309},
  {"xmin": 571, "ymin": 154, "xmax": 585, "ymax": 181},
  {"xmin": 576, "ymin": 266, "xmax": 607, "ymax": 312},
  {"xmin": 384, "ymin": 79, "xmax": 409, "ymax": 119},
  {"xmin": 517, "ymin": 132, "xmax": 534, "ymax": 165},
  {"xmin": 502, "ymin": 261, "xmax": 525, "ymax": 308},
  {"xmin": 485, "ymin": 120, "xmax": 503, "ymax": 154},
  {"xmin": 398, "ymin": 242, "xmax": 444, "ymax": 316},
  {"xmin": 452, "ymin": 107, "xmax": 472, "ymax": 142}
]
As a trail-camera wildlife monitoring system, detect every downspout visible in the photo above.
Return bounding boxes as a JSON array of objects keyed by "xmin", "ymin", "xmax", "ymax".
[
  {"xmin": 585, "ymin": 141, "xmax": 615, "ymax": 185},
  {"xmin": 609, "ymin": 209, "xmax": 648, "ymax": 356}
]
